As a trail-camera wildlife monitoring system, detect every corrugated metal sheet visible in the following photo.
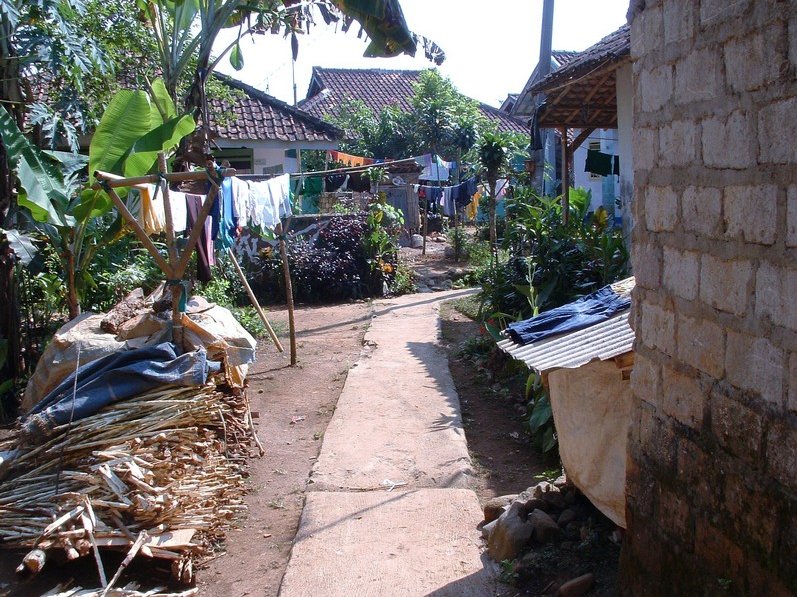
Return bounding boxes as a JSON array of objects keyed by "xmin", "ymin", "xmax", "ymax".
[{"xmin": 497, "ymin": 277, "xmax": 636, "ymax": 373}]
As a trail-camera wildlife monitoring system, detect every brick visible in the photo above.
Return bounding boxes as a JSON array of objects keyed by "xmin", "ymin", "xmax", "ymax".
[
  {"xmin": 634, "ymin": 127, "xmax": 659, "ymax": 172},
  {"xmin": 677, "ymin": 439, "xmax": 721, "ymax": 510},
  {"xmin": 631, "ymin": 353, "xmax": 660, "ymax": 404},
  {"xmin": 645, "ymin": 416, "xmax": 678, "ymax": 473},
  {"xmin": 759, "ymin": 97, "xmax": 797, "ymax": 164},
  {"xmin": 723, "ymin": 184, "xmax": 778, "ymax": 245},
  {"xmin": 710, "ymin": 392, "xmax": 763, "ymax": 459},
  {"xmin": 787, "ymin": 186, "xmax": 797, "ymax": 247},
  {"xmin": 700, "ymin": 0, "xmax": 751, "ymax": 27},
  {"xmin": 639, "ymin": 65, "xmax": 673, "ymax": 113},
  {"xmin": 723, "ymin": 474, "xmax": 777, "ymax": 553},
  {"xmin": 663, "ymin": 247, "xmax": 699, "ymax": 300},
  {"xmin": 632, "ymin": 242, "xmax": 662, "ymax": 290},
  {"xmin": 702, "ymin": 110, "xmax": 755, "ymax": 169},
  {"xmin": 657, "ymin": 487, "xmax": 694, "ymax": 546},
  {"xmin": 694, "ymin": 520, "xmax": 745, "ymax": 580},
  {"xmin": 663, "ymin": 0, "xmax": 694, "ymax": 45},
  {"xmin": 677, "ymin": 314, "xmax": 724, "ymax": 377},
  {"xmin": 658, "ymin": 119, "xmax": 697, "ymax": 167},
  {"xmin": 682, "ymin": 186, "xmax": 722, "ymax": 238},
  {"xmin": 639, "ymin": 302, "xmax": 676, "ymax": 356},
  {"xmin": 724, "ymin": 28, "xmax": 783, "ymax": 92},
  {"xmin": 789, "ymin": 352, "xmax": 797, "ymax": 413},
  {"xmin": 766, "ymin": 421, "xmax": 797, "ymax": 490},
  {"xmin": 645, "ymin": 186, "xmax": 678, "ymax": 232},
  {"xmin": 675, "ymin": 47, "xmax": 723, "ymax": 104},
  {"xmin": 725, "ymin": 330, "xmax": 784, "ymax": 406},
  {"xmin": 756, "ymin": 261, "xmax": 797, "ymax": 331},
  {"xmin": 699, "ymin": 254, "xmax": 752, "ymax": 316},
  {"xmin": 662, "ymin": 366, "xmax": 706, "ymax": 429}
]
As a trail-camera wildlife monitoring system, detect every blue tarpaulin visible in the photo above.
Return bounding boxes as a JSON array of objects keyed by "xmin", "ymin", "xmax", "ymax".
[
  {"xmin": 504, "ymin": 285, "xmax": 631, "ymax": 346},
  {"xmin": 23, "ymin": 343, "xmax": 219, "ymax": 438}
]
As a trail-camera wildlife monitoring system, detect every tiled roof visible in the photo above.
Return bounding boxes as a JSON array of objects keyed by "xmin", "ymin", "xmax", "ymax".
[
  {"xmin": 529, "ymin": 25, "xmax": 630, "ymax": 95},
  {"xmin": 208, "ymin": 74, "xmax": 344, "ymax": 143},
  {"xmin": 299, "ymin": 67, "xmax": 528, "ymax": 135},
  {"xmin": 552, "ymin": 50, "xmax": 579, "ymax": 66}
]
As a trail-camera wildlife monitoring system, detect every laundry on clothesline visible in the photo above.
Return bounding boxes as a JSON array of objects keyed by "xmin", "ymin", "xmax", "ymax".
[{"xmin": 327, "ymin": 150, "xmax": 375, "ymax": 167}]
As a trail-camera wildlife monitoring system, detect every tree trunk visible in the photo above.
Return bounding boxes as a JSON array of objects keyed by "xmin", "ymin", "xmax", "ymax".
[{"xmin": 66, "ymin": 249, "xmax": 80, "ymax": 320}]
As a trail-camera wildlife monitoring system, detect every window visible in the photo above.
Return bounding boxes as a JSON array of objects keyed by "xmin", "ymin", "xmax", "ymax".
[{"xmin": 214, "ymin": 147, "xmax": 254, "ymax": 174}]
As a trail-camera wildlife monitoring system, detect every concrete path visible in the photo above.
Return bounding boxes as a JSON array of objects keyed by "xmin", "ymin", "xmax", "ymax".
[{"xmin": 280, "ymin": 290, "xmax": 498, "ymax": 597}]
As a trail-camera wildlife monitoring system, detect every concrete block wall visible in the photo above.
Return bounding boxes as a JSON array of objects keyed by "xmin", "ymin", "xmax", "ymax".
[{"xmin": 622, "ymin": 1, "xmax": 797, "ymax": 594}]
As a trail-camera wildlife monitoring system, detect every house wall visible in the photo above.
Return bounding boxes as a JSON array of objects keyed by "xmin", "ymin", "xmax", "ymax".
[
  {"xmin": 573, "ymin": 131, "xmax": 618, "ymax": 215},
  {"xmin": 215, "ymin": 139, "xmax": 337, "ymax": 175},
  {"xmin": 622, "ymin": 1, "xmax": 797, "ymax": 594}
]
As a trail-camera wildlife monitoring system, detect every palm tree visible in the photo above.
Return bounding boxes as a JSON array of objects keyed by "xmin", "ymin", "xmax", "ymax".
[{"xmin": 478, "ymin": 132, "xmax": 511, "ymax": 252}]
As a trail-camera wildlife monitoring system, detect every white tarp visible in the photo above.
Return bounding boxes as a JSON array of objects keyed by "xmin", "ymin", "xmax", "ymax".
[{"xmin": 547, "ymin": 359, "xmax": 631, "ymax": 528}]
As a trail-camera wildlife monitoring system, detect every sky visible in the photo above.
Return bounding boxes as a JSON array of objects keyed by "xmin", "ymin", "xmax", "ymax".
[{"xmin": 215, "ymin": 1, "xmax": 630, "ymax": 109}]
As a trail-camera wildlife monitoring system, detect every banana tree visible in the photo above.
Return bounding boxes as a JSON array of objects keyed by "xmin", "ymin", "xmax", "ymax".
[{"xmin": 2, "ymin": 79, "xmax": 195, "ymax": 318}]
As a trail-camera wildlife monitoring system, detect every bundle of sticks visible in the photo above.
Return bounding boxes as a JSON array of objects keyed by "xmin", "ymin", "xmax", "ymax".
[{"xmin": 0, "ymin": 381, "xmax": 261, "ymax": 590}]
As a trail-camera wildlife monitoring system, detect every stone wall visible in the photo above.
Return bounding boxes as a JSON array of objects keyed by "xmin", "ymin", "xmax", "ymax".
[{"xmin": 622, "ymin": 1, "xmax": 797, "ymax": 594}]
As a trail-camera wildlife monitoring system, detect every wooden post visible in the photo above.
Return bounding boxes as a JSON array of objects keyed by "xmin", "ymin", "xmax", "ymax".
[
  {"xmin": 275, "ymin": 221, "xmax": 297, "ymax": 366},
  {"xmin": 157, "ymin": 153, "xmax": 183, "ymax": 348},
  {"xmin": 226, "ymin": 247, "xmax": 284, "ymax": 353},
  {"xmin": 560, "ymin": 127, "xmax": 570, "ymax": 226}
]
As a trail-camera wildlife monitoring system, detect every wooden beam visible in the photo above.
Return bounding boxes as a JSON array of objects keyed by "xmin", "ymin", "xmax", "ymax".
[
  {"xmin": 93, "ymin": 169, "xmax": 236, "ymax": 190},
  {"xmin": 567, "ymin": 128, "xmax": 596, "ymax": 158},
  {"xmin": 582, "ymin": 70, "xmax": 616, "ymax": 105}
]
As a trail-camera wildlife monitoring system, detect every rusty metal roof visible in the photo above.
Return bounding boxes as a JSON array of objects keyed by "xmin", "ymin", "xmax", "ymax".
[{"xmin": 497, "ymin": 277, "xmax": 635, "ymax": 373}]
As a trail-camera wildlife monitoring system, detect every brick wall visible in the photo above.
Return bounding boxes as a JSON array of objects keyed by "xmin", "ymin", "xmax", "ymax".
[{"xmin": 622, "ymin": 1, "xmax": 797, "ymax": 594}]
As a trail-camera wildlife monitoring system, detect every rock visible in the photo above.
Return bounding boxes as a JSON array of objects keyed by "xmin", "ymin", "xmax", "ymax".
[
  {"xmin": 557, "ymin": 509, "xmax": 577, "ymax": 527},
  {"xmin": 481, "ymin": 518, "xmax": 498, "ymax": 540},
  {"xmin": 411, "ymin": 234, "xmax": 424, "ymax": 248},
  {"xmin": 528, "ymin": 509, "xmax": 560, "ymax": 544},
  {"xmin": 521, "ymin": 498, "xmax": 548, "ymax": 517},
  {"xmin": 487, "ymin": 501, "xmax": 534, "ymax": 562},
  {"xmin": 531, "ymin": 481, "xmax": 552, "ymax": 499},
  {"xmin": 564, "ymin": 489, "xmax": 577, "ymax": 505},
  {"xmin": 444, "ymin": 246, "xmax": 455, "ymax": 258},
  {"xmin": 433, "ymin": 234, "xmax": 447, "ymax": 243},
  {"xmin": 556, "ymin": 573, "xmax": 595, "ymax": 597},
  {"xmin": 483, "ymin": 494, "xmax": 517, "ymax": 524},
  {"xmin": 116, "ymin": 312, "xmax": 167, "ymax": 340},
  {"xmin": 542, "ymin": 487, "xmax": 566, "ymax": 510},
  {"xmin": 553, "ymin": 474, "xmax": 568, "ymax": 488}
]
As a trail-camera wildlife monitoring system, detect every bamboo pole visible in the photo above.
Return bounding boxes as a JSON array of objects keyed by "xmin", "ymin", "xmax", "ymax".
[
  {"xmin": 98, "ymin": 185, "xmax": 173, "ymax": 277},
  {"xmin": 157, "ymin": 154, "xmax": 184, "ymax": 348},
  {"xmin": 92, "ymin": 169, "xmax": 236, "ymax": 190},
  {"xmin": 225, "ymin": 248, "xmax": 283, "ymax": 352},
  {"xmin": 275, "ymin": 221, "xmax": 297, "ymax": 366}
]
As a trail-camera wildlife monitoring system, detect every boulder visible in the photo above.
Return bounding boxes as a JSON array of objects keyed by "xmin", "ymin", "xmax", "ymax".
[
  {"xmin": 481, "ymin": 518, "xmax": 498, "ymax": 540},
  {"xmin": 483, "ymin": 494, "xmax": 517, "ymax": 524},
  {"xmin": 541, "ymin": 487, "xmax": 566, "ymax": 510},
  {"xmin": 410, "ymin": 234, "xmax": 424, "ymax": 248},
  {"xmin": 528, "ymin": 509, "xmax": 560, "ymax": 544},
  {"xmin": 557, "ymin": 509, "xmax": 577, "ymax": 527},
  {"xmin": 487, "ymin": 501, "xmax": 534, "ymax": 562}
]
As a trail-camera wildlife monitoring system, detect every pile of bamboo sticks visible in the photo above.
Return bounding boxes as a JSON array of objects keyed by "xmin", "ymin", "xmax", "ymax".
[{"xmin": 0, "ymin": 380, "xmax": 258, "ymax": 589}]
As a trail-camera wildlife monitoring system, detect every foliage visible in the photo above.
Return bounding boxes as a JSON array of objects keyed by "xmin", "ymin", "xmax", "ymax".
[
  {"xmin": 526, "ymin": 373, "xmax": 557, "ymax": 454},
  {"xmin": 198, "ymin": 274, "xmax": 268, "ymax": 339},
  {"xmin": 479, "ymin": 185, "xmax": 629, "ymax": 322},
  {"xmin": 85, "ymin": 242, "xmax": 164, "ymax": 312},
  {"xmin": 477, "ymin": 131, "xmax": 525, "ymax": 250},
  {"xmin": 2, "ymin": 80, "xmax": 196, "ymax": 317},
  {"xmin": 326, "ymin": 99, "xmax": 420, "ymax": 159},
  {"xmin": 363, "ymin": 201, "xmax": 404, "ymax": 290}
]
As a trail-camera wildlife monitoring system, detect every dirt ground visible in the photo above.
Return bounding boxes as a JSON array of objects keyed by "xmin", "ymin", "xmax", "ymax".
[{"xmin": 1, "ymin": 240, "xmax": 619, "ymax": 596}]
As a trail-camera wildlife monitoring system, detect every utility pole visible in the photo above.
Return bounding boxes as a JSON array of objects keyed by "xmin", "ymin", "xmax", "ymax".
[{"xmin": 535, "ymin": 0, "xmax": 555, "ymax": 195}]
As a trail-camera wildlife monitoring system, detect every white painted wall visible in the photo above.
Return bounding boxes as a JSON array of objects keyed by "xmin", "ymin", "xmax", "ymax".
[
  {"xmin": 215, "ymin": 139, "xmax": 338, "ymax": 174},
  {"xmin": 573, "ymin": 130, "xmax": 619, "ymax": 215}
]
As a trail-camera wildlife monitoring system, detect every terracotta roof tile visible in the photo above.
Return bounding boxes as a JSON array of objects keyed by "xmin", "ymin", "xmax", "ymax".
[
  {"xmin": 299, "ymin": 67, "xmax": 528, "ymax": 135},
  {"xmin": 208, "ymin": 73, "xmax": 344, "ymax": 143}
]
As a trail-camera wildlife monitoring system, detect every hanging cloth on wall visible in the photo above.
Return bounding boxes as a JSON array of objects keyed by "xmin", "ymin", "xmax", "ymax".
[
  {"xmin": 302, "ymin": 176, "xmax": 323, "ymax": 196},
  {"xmin": 585, "ymin": 149, "xmax": 614, "ymax": 176},
  {"xmin": 613, "ymin": 155, "xmax": 620, "ymax": 176}
]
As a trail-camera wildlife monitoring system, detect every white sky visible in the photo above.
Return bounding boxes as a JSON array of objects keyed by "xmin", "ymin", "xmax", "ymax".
[{"xmin": 215, "ymin": 1, "xmax": 630, "ymax": 108}]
